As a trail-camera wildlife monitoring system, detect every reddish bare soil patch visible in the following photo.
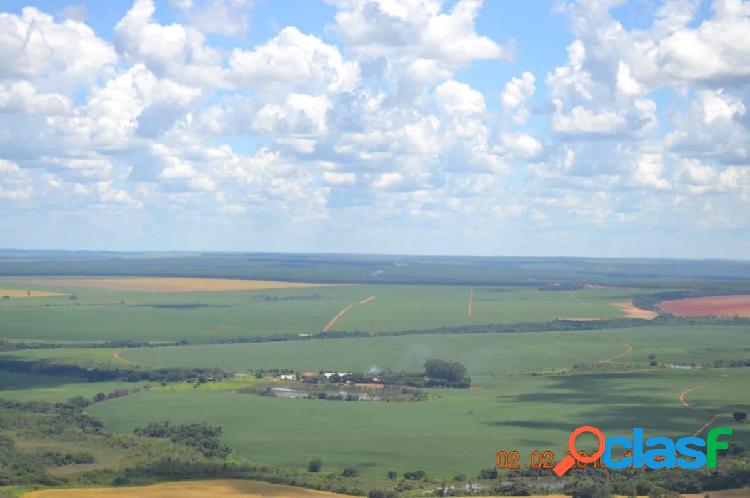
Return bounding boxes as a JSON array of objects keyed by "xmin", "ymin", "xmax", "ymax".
[{"xmin": 658, "ymin": 294, "xmax": 750, "ymax": 318}]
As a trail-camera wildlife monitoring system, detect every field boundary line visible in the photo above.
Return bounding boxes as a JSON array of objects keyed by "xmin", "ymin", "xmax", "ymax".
[{"xmin": 323, "ymin": 295, "xmax": 376, "ymax": 332}]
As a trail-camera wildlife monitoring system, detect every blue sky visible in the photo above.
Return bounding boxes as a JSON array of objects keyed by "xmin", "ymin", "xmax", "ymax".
[{"xmin": 0, "ymin": 0, "xmax": 749, "ymax": 257}]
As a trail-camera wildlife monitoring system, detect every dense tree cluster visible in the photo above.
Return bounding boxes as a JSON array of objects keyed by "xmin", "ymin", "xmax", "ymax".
[
  {"xmin": 0, "ymin": 359, "xmax": 227, "ymax": 384},
  {"xmin": 134, "ymin": 421, "xmax": 230, "ymax": 459},
  {"xmin": 423, "ymin": 359, "xmax": 468, "ymax": 384}
]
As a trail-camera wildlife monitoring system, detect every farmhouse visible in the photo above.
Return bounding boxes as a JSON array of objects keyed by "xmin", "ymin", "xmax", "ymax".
[{"xmin": 323, "ymin": 372, "xmax": 351, "ymax": 379}]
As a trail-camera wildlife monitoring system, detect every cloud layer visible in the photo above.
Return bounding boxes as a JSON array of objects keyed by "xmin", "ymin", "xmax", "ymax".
[{"xmin": 0, "ymin": 0, "xmax": 749, "ymax": 256}]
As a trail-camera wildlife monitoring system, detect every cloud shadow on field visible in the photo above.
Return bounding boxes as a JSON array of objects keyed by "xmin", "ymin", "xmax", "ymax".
[
  {"xmin": 491, "ymin": 371, "xmax": 717, "ymax": 438},
  {"xmin": 0, "ymin": 367, "xmax": 85, "ymax": 391},
  {"xmin": 483, "ymin": 420, "xmax": 572, "ymax": 431}
]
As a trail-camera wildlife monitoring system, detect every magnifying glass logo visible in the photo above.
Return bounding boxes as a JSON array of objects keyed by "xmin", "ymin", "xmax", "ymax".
[{"xmin": 553, "ymin": 425, "xmax": 606, "ymax": 477}]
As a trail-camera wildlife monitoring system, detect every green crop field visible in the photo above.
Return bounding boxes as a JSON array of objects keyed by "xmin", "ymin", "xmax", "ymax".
[
  {"xmin": 327, "ymin": 285, "xmax": 635, "ymax": 332},
  {"xmin": 86, "ymin": 368, "xmax": 750, "ymax": 476},
  {"xmin": 0, "ymin": 277, "xmax": 647, "ymax": 342},
  {"xmin": 11, "ymin": 324, "xmax": 738, "ymax": 374},
  {"xmin": 5, "ymin": 322, "xmax": 748, "ymax": 478},
  {"xmin": 0, "ymin": 371, "xmax": 140, "ymax": 403},
  {"xmin": 0, "ymin": 278, "xmax": 355, "ymax": 342}
]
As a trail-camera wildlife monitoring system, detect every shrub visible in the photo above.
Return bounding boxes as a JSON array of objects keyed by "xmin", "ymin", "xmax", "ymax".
[
  {"xmin": 403, "ymin": 470, "xmax": 426, "ymax": 480},
  {"xmin": 368, "ymin": 491, "xmax": 396, "ymax": 498},
  {"xmin": 307, "ymin": 458, "xmax": 322, "ymax": 472},
  {"xmin": 478, "ymin": 467, "xmax": 498, "ymax": 479},
  {"xmin": 342, "ymin": 467, "xmax": 359, "ymax": 477}
]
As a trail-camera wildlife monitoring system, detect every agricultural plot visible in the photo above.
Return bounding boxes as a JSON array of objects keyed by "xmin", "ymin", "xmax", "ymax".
[
  {"xmin": 658, "ymin": 294, "xmax": 750, "ymax": 318},
  {"xmin": 16, "ymin": 277, "xmax": 339, "ymax": 293},
  {"xmin": 96, "ymin": 325, "xmax": 750, "ymax": 373},
  {"xmin": 0, "ymin": 278, "xmax": 646, "ymax": 342},
  {"xmin": 0, "ymin": 288, "xmax": 67, "ymax": 298},
  {"xmin": 0, "ymin": 280, "xmax": 357, "ymax": 342},
  {"xmin": 22, "ymin": 479, "xmax": 358, "ymax": 498},
  {"xmin": 326, "ymin": 286, "xmax": 636, "ymax": 332},
  {"xmin": 0, "ymin": 371, "xmax": 141, "ymax": 402}
]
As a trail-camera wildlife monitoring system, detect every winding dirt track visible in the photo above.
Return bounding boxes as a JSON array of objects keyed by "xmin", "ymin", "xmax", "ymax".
[
  {"xmin": 679, "ymin": 384, "xmax": 707, "ymax": 408},
  {"xmin": 467, "ymin": 288, "xmax": 474, "ymax": 317},
  {"xmin": 678, "ymin": 383, "xmax": 723, "ymax": 436},
  {"xmin": 113, "ymin": 351, "xmax": 137, "ymax": 366},
  {"xmin": 322, "ymin": 296, "xmax": 376, "ymax": 332},
  {"xmin": 692, "ymin": 414, "xmax": 722, "ymax": 437},
  {"xmin": 598, "ymin": 339, "xmax": 634, "ymax": 363}
]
